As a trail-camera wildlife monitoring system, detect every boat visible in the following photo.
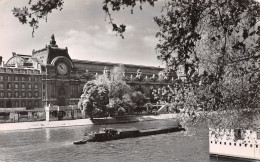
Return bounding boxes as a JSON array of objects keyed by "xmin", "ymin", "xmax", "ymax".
[
  {"xmin": 209, "ymin": 128, "xmax": 260, "ymax": 161},
  {"xmin": 73, "ymin": 125, "xmax": 185, "ymax": 144}
]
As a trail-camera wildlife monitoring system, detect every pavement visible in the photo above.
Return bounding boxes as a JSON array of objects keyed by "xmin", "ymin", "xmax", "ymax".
[{"xmin": 0, "ymin": 113, "xmax": 178, "ymax": 131}]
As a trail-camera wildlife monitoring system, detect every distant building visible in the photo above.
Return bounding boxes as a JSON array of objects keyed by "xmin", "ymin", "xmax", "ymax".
[{"xmin": 0, "ymin": 34, "xmax": 174, "ymax": 109}]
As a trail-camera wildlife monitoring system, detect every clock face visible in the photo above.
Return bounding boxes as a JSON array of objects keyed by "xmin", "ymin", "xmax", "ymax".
[{"xmin": 56, "ymin": 62, "xmax": 69, "ymax": 75}]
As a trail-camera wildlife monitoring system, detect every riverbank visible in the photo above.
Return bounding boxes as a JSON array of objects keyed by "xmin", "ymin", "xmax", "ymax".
[{"xmin": 0, "ymin": 113, "xmax": 178, "ymax": 131}]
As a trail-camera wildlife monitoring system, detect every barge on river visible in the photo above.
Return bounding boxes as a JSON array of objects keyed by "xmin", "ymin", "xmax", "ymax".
[{"xmin": 74, "ymin": 126, "xmax": 185, "ymax": 144}]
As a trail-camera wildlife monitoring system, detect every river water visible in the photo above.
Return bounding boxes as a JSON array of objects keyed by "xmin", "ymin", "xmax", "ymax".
[{"xmin": 0, "ymin": 120, "xmax": 248, "ymax": 162}]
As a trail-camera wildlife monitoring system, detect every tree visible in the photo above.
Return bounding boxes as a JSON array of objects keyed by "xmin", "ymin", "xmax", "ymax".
[
  {"xmin": 78, "ymin": 81, "xmax": 109, "ymax": 119},
  {"xmin": 154, "ymin": 0, "xmax": 260, "ymax": 129}
]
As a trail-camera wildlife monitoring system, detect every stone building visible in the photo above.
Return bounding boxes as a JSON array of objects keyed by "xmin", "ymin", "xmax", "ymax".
[{"xmin": 0, "ymin": 35, "xmax": 177, "ymax": 109}]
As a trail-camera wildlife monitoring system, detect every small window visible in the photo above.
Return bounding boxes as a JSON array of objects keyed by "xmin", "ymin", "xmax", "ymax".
[
  {"xmin": 15, "ymin": 76, "xmax": 19, "ymax": 81},
  {"xmin": 22, "ymin": 92, "xmax": 25, "ymax": 98},
  {"xmin": 15, "ymin": 83, "xmax": 18, "ymax": 89},
  {"xmin": 229, "ymin": 143, "xmax": 232, "ymax": 146},
  {"xmin": 215, "ymin": 142, "xmax": 217, "ymax": 144},
  {"xmin": 211, "ymin": 141, "xmax": 213, "ymax": 143},
  {"xmin": 21, "ymin": 84, "xmax": 25, "ymax": 89},
  {"xmin": 34, "ymin": 84, "xmax": 38, "ymax": 89},
  {"xmin": 220, "ymin": 142, "xmax": 222, "ymax": 144},
  {"xmin": 21, "ymin": 101, "xmax": 25, "ymax": 107},
  {"xmin": 7, "ymin": 83, "xmax": 11, "ymax": 89},
  {"xmin": 0, "ymin": 83, "xmax": 3, "ymax": 89},
  {"xmin": 28, "ymin": 92, "xmax": 32, "ymax": 98},
  {"xmin": 0, "ymin": 76, "xmax": 3, "ymax": 81},
  {"xmin": 257, "ymin": 132, "xmax": 260, "ymax": 139},
  {"xmin": 7, "ymin": 92, "xmax": 11, "ymax": 98},
  {"xmin": 0, "ymin": 92, "xmax": 4, "ymax": 97},
  {"xmin": 224, "ymin": 142, "xmax": 226, "ymax": 145},
  {"xmin": 245, "ymin": 144, "xmax": 247, "ymax": 147},
  {"xmin": 250, "ymin": 144, "xmax": 252, "ymax": 147},
  {"xmin": 15, "ymin": 101, "xmax": 19, "ymax": 107},
  {"xmin": 234, "ymin": 143, "xmax": 236, "ymax": 146},
  {"xmin": 235, "ymin": 129, "xmax": 242, "ymax": 140},
  {"xmin": 256, "ymin": 145, "xmax": 258, "ymax": 148},
  {"xmin": 28, "ymin": 84, "xmax": 32, "ymax": 89},
  {"xmin": 239, "ymin": 144, "xmax": 241, "ymax": 146},
  {"xmin": 28, "ymin": 77, "xmax": 31, "ymax": 81},
  {"xmin": 22, "ymin": 76, "xmax": 25, "ymax": 81}
]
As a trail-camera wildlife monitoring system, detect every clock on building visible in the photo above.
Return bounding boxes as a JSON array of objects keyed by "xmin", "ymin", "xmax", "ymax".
[{"xmin": 56, "ymin": 62, "xmax": 69, "ymax": 75}]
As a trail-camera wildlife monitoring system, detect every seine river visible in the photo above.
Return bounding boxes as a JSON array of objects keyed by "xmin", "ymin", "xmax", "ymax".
[{"xmin": 0, "ymin": 120, "xmax": 247, "ymax": 162}]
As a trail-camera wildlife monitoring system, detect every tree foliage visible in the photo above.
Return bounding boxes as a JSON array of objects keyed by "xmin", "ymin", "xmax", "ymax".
[
  {"xmin": 12, "ymin": 0, "xmax": 64, "ymax": 36},
  {"xmin": 78, "ymin": 81, "xmax": 109, "ymax": 118},
  {"xmin": 154, "ymin": 0, "xmax": 260, "ymax": 129}
]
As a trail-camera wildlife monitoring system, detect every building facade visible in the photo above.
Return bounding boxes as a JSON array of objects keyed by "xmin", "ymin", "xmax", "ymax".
[{"xmin": 0, "ymin": 35, "xmax": 177, "ymax": 109}]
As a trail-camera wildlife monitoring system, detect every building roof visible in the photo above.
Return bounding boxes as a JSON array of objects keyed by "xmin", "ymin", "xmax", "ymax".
[{"xmin": 72, "ymin": 59, "xmax": 164, "ymax": 70}]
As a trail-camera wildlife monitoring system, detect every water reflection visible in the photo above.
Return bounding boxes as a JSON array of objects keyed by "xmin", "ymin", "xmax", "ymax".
[{"xmin": 0, "ymin": 120, "xmax": 252, "ymax": 162}]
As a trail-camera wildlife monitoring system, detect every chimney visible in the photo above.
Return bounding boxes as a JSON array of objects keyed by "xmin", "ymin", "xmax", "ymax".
[{"xmin": 0, "ymin": 56, "xmax": 2, "ymax": 66}]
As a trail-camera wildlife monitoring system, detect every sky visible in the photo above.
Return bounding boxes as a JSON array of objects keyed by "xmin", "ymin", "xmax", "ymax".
[{"xmin": 0, "ymin": 0, "xmax": 165, "ymax": 67}]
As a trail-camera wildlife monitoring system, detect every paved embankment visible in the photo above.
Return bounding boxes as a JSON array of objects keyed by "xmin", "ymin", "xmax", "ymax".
[{"xmin": 0, "ymin": 114, "xmax": 178, "ymax": 131}]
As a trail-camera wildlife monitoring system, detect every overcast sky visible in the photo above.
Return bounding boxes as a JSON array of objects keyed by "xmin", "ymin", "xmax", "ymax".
[{"xmin": 0, "ymin": 0, "xmax": 165, "ymax": 67}]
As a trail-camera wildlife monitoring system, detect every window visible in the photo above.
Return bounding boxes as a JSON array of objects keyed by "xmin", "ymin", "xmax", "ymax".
[
  {"xmin": 0, "ymin": 83, "xmax": 3, "ymax": 89},
  {"xmin": 21, "ymin": 101, "xmax": 25, "ymax": 107},
  {"xmin": 0, "ymin": 92, "xmax": 4, "ymax": 97},
  {"xmin": 35, "ymin": 92, "xmax": 39, "ymax": 98},
  {"xmin": 0, "ymin": 76, "xmax": 3, "ymax": 81},
  {"xmin": 28, "ymin": 77, "xmax": 31, "ymax": 82},
  {"xmin": 15, "ymin": 76, "xmax": 19, "ymax": 81},
  {"xmin": 15, "ymin": 83, "xmax": 18, "ymax": 89},
  {"xmin": 22, "ymin": 76, "xmax": 25, "ymax": 81},
  {"xmin": 15, "ymin": 101, "xmax": 19, "ymax": 107},
  {"xmin": 0, "ymin": 101, "xmax": 3, "ymax": 107},
  {"xmin": 7, "ymin": 83, "xmax": 11, "ymax": 89},
  {"xmin": 35, "ymin": 101, "xmax": 39, "ymax": 107},
  {"xmin": 28, "ymin": 101, "xmax": 32, "ymax": 107},
  {"xmin": 235, "ymin": 129, "xmax": 243, "ymax": 140},
  {"xmin": 257, "ymin": 132, "xmax": 260, "ymax": 139},
  {"xmin": 35, "ymin": 84, "xmax": 38, "ymax": 89},
  {"xmin": 28, "ymin": 92, "xmax": 32, "ymax": 98},
  {"xmin": 28, "ymin": 84, "xmax": 32, "ymax": 89},
  {"xmin": 21, "ymin": 84, "xmax": 25, "ymax": 89},
  {"xmin": 22, "ymin": 92, "xmax": 25, "ymax": 98},
  {"xmin": 15, "ymin": 92, "xmax": 19, "ymax": 98},
  {"xmin": 7, "ymin": 92, "xmax": 11, "ymax": 98},
  {"xmin": 8, "ymin": 76, "xmax": 12, "ymax": 81},
  {"xmin": 32, "ymin": 76, "xmax": 35, "ymax": 82},
  {"xmin": 43, "ymin": 84, "xmax": 45, "ymax": 89}
]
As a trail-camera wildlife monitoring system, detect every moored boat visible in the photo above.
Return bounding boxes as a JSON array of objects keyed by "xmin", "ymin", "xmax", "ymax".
[{"xmin": 73, "ymin": 125, "xmax": 185, "ymax": 144}]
